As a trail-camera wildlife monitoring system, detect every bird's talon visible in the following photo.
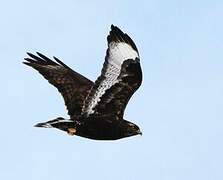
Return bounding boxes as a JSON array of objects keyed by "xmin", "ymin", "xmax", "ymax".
[{"xmin": 67, "ymin": 128, "xmax": 76, "ymax": 136}]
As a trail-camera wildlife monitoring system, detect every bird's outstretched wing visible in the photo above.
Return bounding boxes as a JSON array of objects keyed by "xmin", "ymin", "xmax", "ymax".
[
  {"xmin": 82, "ymin": 25, "xmax": 142, "ymax": 119},
  {"xmin": 23, "ymin": 52, "xmax": 94, "ymax": 118}
]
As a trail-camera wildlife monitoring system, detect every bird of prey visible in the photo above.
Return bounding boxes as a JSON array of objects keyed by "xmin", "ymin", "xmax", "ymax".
[{"xmin": 24, "ymin": 25, "xmax": 142, "ymax": 140}]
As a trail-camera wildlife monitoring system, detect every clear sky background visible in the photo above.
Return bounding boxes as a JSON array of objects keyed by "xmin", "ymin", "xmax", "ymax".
[{"xmin": 0, "ymin": 0, "xmax": 222, "ymax": 179}]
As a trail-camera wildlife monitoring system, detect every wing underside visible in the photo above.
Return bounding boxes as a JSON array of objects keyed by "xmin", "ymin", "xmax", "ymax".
[{"xmin": 82, "ymin": 25, "xmax": 142, "ymax": 118}]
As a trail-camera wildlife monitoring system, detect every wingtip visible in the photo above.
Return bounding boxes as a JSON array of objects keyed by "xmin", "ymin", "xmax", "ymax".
[
  {"xmin": 108, "ymin": 25, "xmax": 139, "ymax": 53},
  {"xmin": 22, "ymin": 61, "xmax": 29, "ymax": 65},
  {"xmin": 26, "ymin": 52, "xmax": 40, "ymax": 56},
  {"xmin": 23, "ymin": 57, "xmax": 33, "ymax": 65},
  {"xmin": 36, "ymin": 51, "xmax": 46, "ymax": 58},
  {"xmin": 36, "ymin": 52, "xmax": 41, "ymax": 56},
  {"xmin": 53, "ymin": 56, "xmax": 63, "ymax": 65},
  {"xmin": 110, "ymin": 24, "xmax": 119, "ymax": 32},
  {"xmin": 53, "ymin": 56, "xmax": 70, "ymax": 69},
  {"xmin": 26, "ymin": 52, "xmax": 32, "ymax": 56},
  {"xmin": 108, "ymin": 24, "xmax": 121, "ymax": 43},
  {"xmin": 24, "ymin": 57, "xmax": 30, "ymax": 61}
]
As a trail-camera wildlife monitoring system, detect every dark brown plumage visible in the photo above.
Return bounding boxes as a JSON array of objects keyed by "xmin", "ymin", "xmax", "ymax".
[{"xmin": 24, "ymin": 25, "xmax": 142, "ymax": 140}]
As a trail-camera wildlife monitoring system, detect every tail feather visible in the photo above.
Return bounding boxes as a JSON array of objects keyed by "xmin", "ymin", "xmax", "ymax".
[
  {"xmin": 34, "ymin": 122, "xmax": 53, "ymax": 128},
  {"xmin": 34, "ymin": 117, "xmax": 76, "ymax": 134}
]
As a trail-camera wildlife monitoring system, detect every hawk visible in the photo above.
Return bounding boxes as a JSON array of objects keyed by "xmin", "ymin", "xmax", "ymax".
[{"xmin": 24, "ymin": 25, "xmax": 142, "ymax": 140}]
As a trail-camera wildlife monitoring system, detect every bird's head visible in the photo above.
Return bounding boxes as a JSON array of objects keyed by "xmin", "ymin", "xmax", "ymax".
[{"xmin": 122, "ymin": 120, "xmax": 142, "ymax": 138}]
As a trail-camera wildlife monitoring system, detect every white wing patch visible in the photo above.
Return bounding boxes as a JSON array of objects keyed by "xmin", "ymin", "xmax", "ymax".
[
  {"xmin": 108, "ymin": 42, "xmax": 139, "ymax": 69},
  {"xmin": 83, "ymin": 42, "xmax": 139, "ymax": 115}
]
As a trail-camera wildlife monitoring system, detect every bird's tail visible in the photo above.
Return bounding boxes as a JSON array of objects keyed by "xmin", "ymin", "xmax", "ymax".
[{"xmin": 34, "ymin": 117, "xmax": 76, "ymax": 135}]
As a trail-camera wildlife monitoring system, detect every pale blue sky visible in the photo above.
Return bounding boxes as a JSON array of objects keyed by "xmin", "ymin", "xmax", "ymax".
[{"xmin": 0, "ymin": 0, "xmax": 223, "ymax": 179}]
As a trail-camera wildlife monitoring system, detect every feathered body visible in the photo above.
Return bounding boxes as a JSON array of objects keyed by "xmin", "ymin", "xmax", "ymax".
[{"xmin": 24, "ymin": 25, "xmax": 142, "ymax": 140}]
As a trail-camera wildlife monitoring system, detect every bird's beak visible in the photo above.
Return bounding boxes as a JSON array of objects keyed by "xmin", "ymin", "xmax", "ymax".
[{"xmin": 138, "ymin": 130, "xmax": 142, "ymax": 136}]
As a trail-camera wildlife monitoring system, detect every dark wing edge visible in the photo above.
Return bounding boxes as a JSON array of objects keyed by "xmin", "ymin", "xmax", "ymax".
[
  {"xmin": 23, "ymin": 52, "xmax": 94, "ymax": 118},
  {"xmin": 82, "ymin": 25, "xmax": 142, "ymax": 119},
  {"xmin": 108, "ymin": 24, "xmax": 139, "ymax": 54}
]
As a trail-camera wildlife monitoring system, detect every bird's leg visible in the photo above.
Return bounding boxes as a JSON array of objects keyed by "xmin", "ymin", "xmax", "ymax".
[{"xmin": 67, "ymin": 128, "xmax": 76, "ymax": 136}]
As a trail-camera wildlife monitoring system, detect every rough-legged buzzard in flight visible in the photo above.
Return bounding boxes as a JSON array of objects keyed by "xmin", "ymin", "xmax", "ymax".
[{"xmin": 24, "ymin": 25, "xmax": 142, "ymax": 140}]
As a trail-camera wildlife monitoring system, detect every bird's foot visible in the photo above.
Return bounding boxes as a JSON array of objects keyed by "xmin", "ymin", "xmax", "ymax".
[{"xmin": 67, "ymin": 128, "xmax": 76, "ymax": 136}]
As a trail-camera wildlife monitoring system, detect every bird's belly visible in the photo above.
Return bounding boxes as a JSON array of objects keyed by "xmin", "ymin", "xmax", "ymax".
[{"xmin": 77, "ymin": 120, "xmax": 123, "ymax": 140}]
